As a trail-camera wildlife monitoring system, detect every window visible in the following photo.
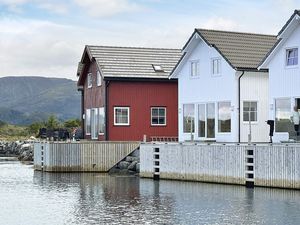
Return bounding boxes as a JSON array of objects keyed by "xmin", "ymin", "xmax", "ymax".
[
  {"xmin": 190, "ymin": 61, "xmax": 199, "ymax": 77},
  {"xmin": 85, "ymin": 109, "xmax": 91, "ymax": 134},
  {"xmin": 198, "ymin": 103, "xmax": 215, "ymax": 138},
  {"xmin": 286, "ymin": 48, "xmax": 298, "ymax": 66},
  {"xmin": 114, "ymin": 107, "xmax": 129, "ymax": 126},
  {"xmin": 275, "ymin": 98, "xmax": 292, "ymax": 132},
  {"xmin": 87, "ymin": 73, "xmax": 92, "ymax": 88},
  {"xmin": 212, "ymin": 58, "xmax": 221, "ymax": 76},
  {"xmin": 152, "ymin": 64, "xmax": 164, "ymax": 72},
  {"xmin": 98, "ymin": 107, "xmax": 105, "ymax": 134},
  {"xmin": 183, "ymin": 104, "xmax": 195, "ymax": 133},
  {"xmin": 243, "ymin": 101, "xmax": 257, "ymax": 122},
  {"xmin": 151, "ymin": 107, "xmax": 166, "ymax": 126},
  {"xmin": 97, "ymin": 71, "xmax": 102, "ymax": 86},
  {"xmin": 218, "ymin": 102, "xmax": 231, "ymax": 133}
]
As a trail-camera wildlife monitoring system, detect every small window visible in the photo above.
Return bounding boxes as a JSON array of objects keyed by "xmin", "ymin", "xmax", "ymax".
[
  {"xmin": 190, "ymin": 61, "xmax": 199, "ymax": 77},
  {"xmin": 87, "ymin": 73, "xmax": 92, "ymax": 88},
  {"xmin": 183, "ymin": 104, "xmax": 195, "ymax": 133},
  {"xmin": 218, "ymin": 102, "xmax": 231, "ymax": 133},
  {"xmin": 97, "ymin": 71, "xmax": 102, "ymax": 86},
  {"xmin": 243, "ymin": 101, "xmax": 257, "ymax": 122},
  {"xmin": 286, "ymin": 48, "xmax": 298, "ymax": 66},
  {"xmin": 114, "ymin": 107, "xmax": 130, "ymax": 126},
  {"xmin": 151, "ymin": 107, "xmax": 166, "ymax": 126},
  {"xmin": 212, "ymin": 58, "xmax": 221, "ymax": 76},
  {"xmin": 152, "ymin": 64, "xmax": 164, "ymax": 72}
]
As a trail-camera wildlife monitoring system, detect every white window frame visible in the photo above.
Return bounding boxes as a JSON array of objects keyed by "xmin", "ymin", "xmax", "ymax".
[
  {"xmin": 243, "ymin": 101, "xmax": 258, "ymax": 123},
  {"xmin": 87, "ymin": 73, "xmax": 93, "ymax": 88},
  {"xmin": 211, "ymin": 58, "xmax": 221, "ymax": 76},
  {"xmin": 190, "ymin": 60, "xmax": 200, "ymax": 77},
  {"xmin": 285, "ymin": 47, "xmax": 298, "ymax": 67},
  {"xmin": 114, "ymin": 107, "xmax": 130, "ymax": 126},
  {"xmin": 151, "ymin": 107, "xmax": 166, "ymax": 126},
  {"xmin": 97, "ymin": 71, "xmax": 102, "ymax": 87},
  {"xmin": 98, "ymin": 107, "xmax": 105, "ymax": 135},
  {"xmin": 217, "ymin": 101, "xmax": 231, "ymax": 133},
  {"xmin": 85, "ymin": 108, "xmax": 91, "ymax": 135}
]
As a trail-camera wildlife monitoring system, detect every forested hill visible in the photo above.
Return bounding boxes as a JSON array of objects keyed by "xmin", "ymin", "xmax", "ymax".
[{"xmin": 0, "ymin": 76, "xmax": 81, "ymax": 125}]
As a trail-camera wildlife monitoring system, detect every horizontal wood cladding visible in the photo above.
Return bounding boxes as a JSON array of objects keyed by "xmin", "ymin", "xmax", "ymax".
[{"xmin": 108, "ymin": 80, "xmax": 178, "ymax": 141}]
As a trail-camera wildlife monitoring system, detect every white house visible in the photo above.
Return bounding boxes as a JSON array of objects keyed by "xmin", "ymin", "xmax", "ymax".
[
  {"xmin": 170, "ymin": 29, "xmax": 277, "ymax": 143},
  {"xmin": 259, "ymin": 10, "xmax": 300, "ymax": 142}
]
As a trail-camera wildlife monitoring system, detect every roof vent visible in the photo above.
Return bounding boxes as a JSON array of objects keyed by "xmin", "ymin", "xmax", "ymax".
[{"xmin": 152, "ymin": 64, "xmax": 164, "ymax": 72}]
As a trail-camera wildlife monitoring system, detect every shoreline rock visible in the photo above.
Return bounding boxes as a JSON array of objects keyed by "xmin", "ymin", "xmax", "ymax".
[{"xmin": 0, "ymin": 139, "xmax": 35, "ymax": 161}]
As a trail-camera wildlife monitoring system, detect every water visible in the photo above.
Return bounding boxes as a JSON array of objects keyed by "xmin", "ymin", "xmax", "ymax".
[{"xmin": 1, "ymin": 159, "xmax": 300, "ymax": 225}]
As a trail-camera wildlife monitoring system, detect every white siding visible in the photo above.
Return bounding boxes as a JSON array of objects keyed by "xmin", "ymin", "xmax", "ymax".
[
  {"xmin": 268, "ymin": 23, "xmax": 300, "ymax": 142},
  {"xmin": 240, "ymin": 71, "xmax": 269, "ymax": 142},
  {"xmin": 177, "ymin": 38, "xmax": 238, "ymax": 142}
]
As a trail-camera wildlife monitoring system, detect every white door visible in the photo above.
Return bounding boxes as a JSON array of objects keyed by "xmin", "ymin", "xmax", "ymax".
[{"xmin": 198, "ymin": 103, "xmax": 215, "ymax": 139}]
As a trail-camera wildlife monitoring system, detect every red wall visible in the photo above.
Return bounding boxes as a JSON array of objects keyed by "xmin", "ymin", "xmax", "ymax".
[{"xmin": 108, "ymin": 81, "xmax": 178, "ymax": 141}]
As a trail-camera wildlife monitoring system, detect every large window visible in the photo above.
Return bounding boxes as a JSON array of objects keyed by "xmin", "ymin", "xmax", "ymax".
[
  {"xmin": 98, "ymin": 107, "xmax": 105, "ymax": 134},
  {"xmin": 97, "ymin": 71, "xmax": 102, "ymax": 86},
  {"xmin": 190, "ymin": 61, "xmax": 199, "ymax": 77},
  {"xmin": 243, "ymin": 101, "xmax": 257, "ymax": 122},
  {"xmin": 151, "ymin": 107, "xmax": 166, "ymax": 126},
  {"xmin": 275, "ymin": 98, "xmax": 292, "ymax": 132},
  {"xmin": 212, "ymin": 58, "xmax": 221, "ymax": 76},
  {"xmin": 85, "ymin": 109, "xmax": 91, "ymax": 135},
  {"xmin": 218, "ymin": 102, "xmax": 231, "ymax": 133},
  {"xmin": 114, "ymin": 107, "xmax": 129, "ymax": 126},
  {"xmin": 286, "ymin": 48, "xmax": 298, "ymax": 66},
  {"xmin": 87, "ymin": 73, "xmax": 92, "ymax": 88},
  {"xmin": 183, "ymin": 104, "xmax": 195, "ymax": 133},
  {"xmin": 198, "ymin": 103, "xmax": 215, "ymax": 138}
]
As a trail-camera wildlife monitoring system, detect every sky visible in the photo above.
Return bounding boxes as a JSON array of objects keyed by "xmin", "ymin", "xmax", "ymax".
[{"xmin": 0, "ymin": 0, "xmax": 299, "ymax": 81}]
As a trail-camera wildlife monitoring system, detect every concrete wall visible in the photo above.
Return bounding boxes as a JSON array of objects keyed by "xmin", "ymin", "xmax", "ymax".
[
  {"xmin": 34, "ymin": 141, "xmax": 140, "ymax": 172},
  {"xmin": 140, "ymin": 143, "xmax": 300, "ymax": 189}
]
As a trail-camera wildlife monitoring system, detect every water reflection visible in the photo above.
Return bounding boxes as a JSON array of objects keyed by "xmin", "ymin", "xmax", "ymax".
[{"xmin": 1, "ymin": 161, "xmax": 300, "ymax": 225}]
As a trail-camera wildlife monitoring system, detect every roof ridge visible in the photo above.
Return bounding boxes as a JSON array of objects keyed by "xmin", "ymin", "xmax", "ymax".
[
  {"xmin": 196, "ymin": 28, "xmax": 276, "ymax": 37},
  {"xmin": 86, "ymin": 45, "xmax": 181, "ymax": 51}
]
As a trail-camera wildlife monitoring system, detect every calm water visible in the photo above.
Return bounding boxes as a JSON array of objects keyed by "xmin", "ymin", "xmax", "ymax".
[{"xmin": 1, "ymin": 159, "xmax": 300, "ymax": 225}]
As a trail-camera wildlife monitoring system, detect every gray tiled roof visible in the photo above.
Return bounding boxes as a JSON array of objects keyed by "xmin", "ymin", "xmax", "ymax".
[
  {"xmin": 196, "ymin": 29, "xmax": 277, "ymax": 69},
  {"xmin": 86, "ymin": 45, "xmax": 182, "ymax": 79}
]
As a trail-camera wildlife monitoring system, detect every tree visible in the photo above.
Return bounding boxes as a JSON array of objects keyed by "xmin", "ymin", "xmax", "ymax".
[
  {"xmin": 27, "ymin": 122, "xmax": 44, "ymax": 135},
  {"xmin": 45, "ymin": 115, "xmax": 60, "ymax": 129},
  {"xmin": 64, "ymin": 118, "xmax": 81, "ymax": 129}
]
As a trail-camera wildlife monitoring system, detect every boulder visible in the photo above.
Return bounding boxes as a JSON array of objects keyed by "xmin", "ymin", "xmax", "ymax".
[
  {"xmin": 136, "ymin": 163, "xmax": 140, "ymax": 173},
  {"xmin": 125, "ymin": 156, "xmax": 139, "ymax": 162},
  {"xmin": 128, "ymin": 161, "xmax": 138, "ymax": 171},
  {"xmin": 118, "ymin": 161, "xmax": 130, "ymax": 169}
]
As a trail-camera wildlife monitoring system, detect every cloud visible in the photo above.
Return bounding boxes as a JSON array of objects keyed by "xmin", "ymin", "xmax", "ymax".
[
  {"xmin": 37, "ymin": 2, "xmax": 69, "ymax": 15},
  {"xmin": 201, "ymin": 17, "xmax": 238, "ymax": 31},
  {"xmin": 73, "ymin": 0, "xmax": 142, "ymax": 17}
]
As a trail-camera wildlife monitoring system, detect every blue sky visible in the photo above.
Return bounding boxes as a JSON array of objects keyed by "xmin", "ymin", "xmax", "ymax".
[{"xmin": 0, "ymin": 0, "xmax": 299, "ymax": 80}]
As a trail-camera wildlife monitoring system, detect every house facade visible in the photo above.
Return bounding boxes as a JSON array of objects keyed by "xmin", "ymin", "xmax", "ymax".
[
  {"xmin": 170, "ymin": 29, "xmax": 277, "ymax": 143},
  {"xmin": 259, "ymin": 10, "xmax": 300, "ymax": 142},
  {"xmin": 77, "ymin": 46, "xmax": 181, "ymax": 141}
]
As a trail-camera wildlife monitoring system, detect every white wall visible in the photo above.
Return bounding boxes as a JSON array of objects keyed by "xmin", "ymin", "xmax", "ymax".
[
  {"xmin": 240, "ymin": 71, "xmax": 269, "ymax": 142},
  {"xmin": 268, "ymin": 24, "xmax": 300, "ymax": 142},
  {"xmin": 177, "ymin": 38, "xmax": 238, "ymax": 142}
]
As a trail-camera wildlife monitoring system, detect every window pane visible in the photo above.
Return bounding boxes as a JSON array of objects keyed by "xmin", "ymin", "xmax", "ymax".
[
  {"xmin": 152, "ymin": 109, "xmax": 158, "ymax": 117},
  {"xmin": 207, "ymin": 103, "xmax": 215, "ymax": 138},
  {"xmin": 183, "ymin": 104, "xmax": 195, "ymax": 133},
  {"xmin": 243, "ymin": 112, "xmax": 249, "ymax": 122},
  {"xmin": 86, "ymin": 109, "xmax": 91, "ymax": 134},
  {"xmin": 115, "ymin": 108, "xmax": 128, "ymax": 125},
  {"xmin": 198, "ymin": 104, "xmax": 205, "ymax": 137},
  {"xmin": 152, "ymin": 118, "xmax": 158, "ymax": 125},
  {"xmin": 243, "ymin": 102, "xmax": 250, "ymax": 111},
  {"xmin": 159, "ymin": 109, "xmax": 165, "ymax": 117},
  {"xmin": 159, "ymin": 118, "xmax": 165, "ymax": 124},
  {"xmin": 218, "ymin": 102, "xmax": 231, "ymax": 133},
  {"xmin": 275, "ymin": 99, "xmax": 292, "ymax": 132}
]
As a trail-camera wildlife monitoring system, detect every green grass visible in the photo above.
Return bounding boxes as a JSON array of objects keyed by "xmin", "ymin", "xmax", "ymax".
[{"xmin": 0, "ymin": 124, "xmax": 30, "ymax": 141}]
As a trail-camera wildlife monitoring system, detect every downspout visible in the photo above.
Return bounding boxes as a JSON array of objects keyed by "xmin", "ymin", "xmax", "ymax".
[
  {"xmin": 81, "ymin": 89, "xmax": 85, "ymax": 136},
  {"xmin": 105, "ymin": 80, "xmax": 110, "ymax": 141},
  {"xmin": 238, "ymin": 71, "xmax": 245, "ymax": 143}
]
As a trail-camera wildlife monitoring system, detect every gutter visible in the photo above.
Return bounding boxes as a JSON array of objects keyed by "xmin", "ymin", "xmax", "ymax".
[
  {"xmin": 238, "ymin": 71, "xmax": 245, "ymax": 143},
  {"xmin": 105, "ymin": 80, "xmax": 110, "ymax": 141}
]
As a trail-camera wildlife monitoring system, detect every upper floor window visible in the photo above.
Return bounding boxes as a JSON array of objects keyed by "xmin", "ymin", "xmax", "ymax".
[
  {"xmin": 286, "ymin": 48, "xmax": 298, "ymax": 66},
  {"xmin": 190, "ymin": 61, "xmax": 199, "ymax": 77},
  {"xmin": 212, "ymin": 58, "xmax": 221, "ymax": 76},
  {"xmin": 87, "ymin": 73, "xmax": 92, "ymax": 88},
  {"xmin": 97, "ymin": 71, "xmax": 102, "ymax": 86},
  {"xmin": 151, "ymin": 107, "xmax": 166, "ymax": 126},
  {"xmin": 114, "ymin": 107, "xmax": 130, "ymax": 126},
  {"xmin": 243, "ymin": 101, "xmax": 257, "ymax": 122}
]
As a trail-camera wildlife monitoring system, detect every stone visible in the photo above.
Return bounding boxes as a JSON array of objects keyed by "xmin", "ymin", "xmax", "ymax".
[
  {"xmin": 118, "ymin": 161, "xmax": 130, "ymax": 169},
  {"xmin": 125, "ymin": 156, "xmax": 138, "ymax": 162},
  {"xmin": 128, "ymin": 161, "xmax": 138, "ymax": 171},
  {"xmin": 136, "ymin": 163, "xmax": 140, "ymax": 173}
]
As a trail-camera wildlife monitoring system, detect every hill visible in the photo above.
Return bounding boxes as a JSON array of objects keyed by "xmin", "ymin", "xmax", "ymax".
[{"xmin": 0, "ymin": 76, "xmax": 81, "ymax": 125}]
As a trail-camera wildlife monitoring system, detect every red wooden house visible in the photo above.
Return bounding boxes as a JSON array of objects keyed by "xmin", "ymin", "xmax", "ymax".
[{"xmin": 77, "ymin": 46, "xmax": 181, "ymax": 141}]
